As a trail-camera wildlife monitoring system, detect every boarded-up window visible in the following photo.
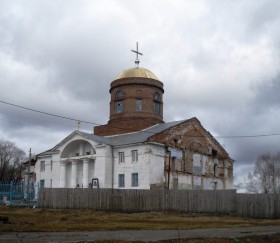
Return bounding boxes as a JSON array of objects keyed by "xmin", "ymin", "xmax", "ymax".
[
  {"xmin": 193, "ymin": 154, "xmax": 201, "ymax": 175},
  {"xmin": 193, "ymin": 176, "xmax": 201, "ymax": 190}
]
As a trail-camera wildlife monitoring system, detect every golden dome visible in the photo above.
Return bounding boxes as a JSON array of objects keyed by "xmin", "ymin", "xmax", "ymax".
[{"xmin": 115, "ymin": 67, "xmax": 159, "ymax": 81}]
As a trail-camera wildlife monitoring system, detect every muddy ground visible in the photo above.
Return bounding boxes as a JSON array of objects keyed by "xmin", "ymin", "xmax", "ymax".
[{"xmin": 0, "ymin": 206, "xmax": 280, "ymax": 242}]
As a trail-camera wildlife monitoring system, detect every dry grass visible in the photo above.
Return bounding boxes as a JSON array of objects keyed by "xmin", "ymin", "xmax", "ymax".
[{"xmin": 0, "ymin": 206, "xmax": 280, "ymax": 232}]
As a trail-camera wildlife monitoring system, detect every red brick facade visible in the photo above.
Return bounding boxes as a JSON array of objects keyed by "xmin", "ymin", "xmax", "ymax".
[{"xmin": 94, "ymin": 72, "xmax": 165, "ymax": 136}]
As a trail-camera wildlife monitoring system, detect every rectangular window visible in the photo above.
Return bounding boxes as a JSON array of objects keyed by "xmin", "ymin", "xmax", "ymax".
[
  {"xmin": 193, "ymin": 154, "xmax": 201, "ymax": 175},
  {"xmin": 118, "ymin": 174, "xmax": 125, "ymax": 188},
  {"xmin": 50, "ymin": 160, "xmax": 53, "ymax": 171},
  {"xmin": 153, "ymin": 102, "xmax": 160, "ymax": 115},
  {"xmin": 40, "ymin": 161, "xmax": 45, "ymax": 172},
  {"xmin": 131, "ymin": 173, "xmax": 139, "ymax": 187},
  {"xmin": 132, "ymin": 150, "xmax": 138, "ymax": 163},
  {"xmin": 119, "ymin": 152, "xmax": 125, "ymax": 163},
  {"xmin": 40, "ymin": 180, "xmax": 45, "ymax": 188},
  {"xmin": 135, "ymin": 99, "xmax": 142, "ymax": 112},
  {"xmin": 115, "ymin": 101, "xmax": 124, "ymax": 113}
]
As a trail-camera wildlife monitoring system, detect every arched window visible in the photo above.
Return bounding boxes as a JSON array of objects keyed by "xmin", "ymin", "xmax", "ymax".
[
  {"xmin": 116, "ymin": 91, "xmax": 125, "ymax": 98},
  {"xmin": 154, "ymin": 92, "xmax": 160, "ymax": 100}
]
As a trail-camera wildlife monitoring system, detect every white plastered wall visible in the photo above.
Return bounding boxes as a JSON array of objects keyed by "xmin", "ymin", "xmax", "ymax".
[{"xmin": 113, "ymin": 144, "xmax": 165, "ymax": 189}]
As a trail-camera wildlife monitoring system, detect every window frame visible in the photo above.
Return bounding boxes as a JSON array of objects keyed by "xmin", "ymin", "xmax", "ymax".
[
  {"xmin": 135, "ymin": 99, "xmax": 142, "ymax": 112},
  {"xmin": 119, "ymin": 152, "xmax": 125, "ymax": 164},
  {"xmin": 153, "ymin": 101, "xmax": 161, "ymax": 115},
  {"xmin": 40, "ymin": 179, "xmax": 45, "ymax": 188},
  {"xmin": 115, "ymin": 100, "xmax": 124, "ymax": 113},
  {"xmin": 132, "ymin": 150, "xmax": 138, "ymax": 163},
  {"xmin": 118, "ymin": 174, "xmax": 125, "ymax": 188},
  {"xmin": 40, "ymin": 161, "xmax": 45, "ymax": 172},
  {"xmin": 154, "ymin": 92, "xmax": 160, "ymax": 100},
  {"xmin": 115, "ymin": 90, "xmax": 125, "ymax": 98},
  {"xmin": 131, "ymin": 173, "xmax": 139, "ymax": 187}
]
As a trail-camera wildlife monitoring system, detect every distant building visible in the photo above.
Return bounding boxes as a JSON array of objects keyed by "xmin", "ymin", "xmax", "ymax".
[
  {"xmin": 22, "ymin": 158, "xmax": 36, "ymax": 185},
  {"xmin": 35, "ymin": 49, "xmax": 233, "ymax": 190}
]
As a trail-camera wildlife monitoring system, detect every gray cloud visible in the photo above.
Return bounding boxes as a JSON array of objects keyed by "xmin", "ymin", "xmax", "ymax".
[{"xmin": 1, "ymin": 0, "xmax": 280, "ymax": 188}]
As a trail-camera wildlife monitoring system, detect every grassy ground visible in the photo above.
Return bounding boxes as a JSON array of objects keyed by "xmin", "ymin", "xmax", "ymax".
[
  {"xmin": 0, "ymin": 206, "xmax": 280, "ymax": 233},
  {"xmin": 92, "ymin": 235, "xmax": 280, "ymax": 243}
]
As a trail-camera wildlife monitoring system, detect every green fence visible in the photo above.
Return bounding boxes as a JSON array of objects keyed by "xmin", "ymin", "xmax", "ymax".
[{"xmin": 0, "ymin": 181, "xmax": 40, "ymax": 207}]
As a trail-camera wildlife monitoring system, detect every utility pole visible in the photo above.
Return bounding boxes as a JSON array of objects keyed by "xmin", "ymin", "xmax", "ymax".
[{"xmin": 27, "ymin": 148, "xmax": 31, "ymax": 200}]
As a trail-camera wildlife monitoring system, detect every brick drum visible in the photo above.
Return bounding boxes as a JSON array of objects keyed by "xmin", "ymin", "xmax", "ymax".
[{"xmin": 94, "ymin": 74, "xmax": 165, "ymax": 136}]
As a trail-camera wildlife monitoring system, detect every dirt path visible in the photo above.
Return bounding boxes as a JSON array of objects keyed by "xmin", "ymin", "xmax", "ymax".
[{"xmin": 1, "ymin": 225, "xmax": 280, "ymax": 242}]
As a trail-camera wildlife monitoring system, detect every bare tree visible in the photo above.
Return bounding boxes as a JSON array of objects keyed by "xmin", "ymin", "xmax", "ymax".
[
  {"xmin": 246, "ymin": 152, "xmax": 280, "ymax": 193},
  {"xmin": 0, "ymin": 138, "xmax": 26, "ymax": 181}
]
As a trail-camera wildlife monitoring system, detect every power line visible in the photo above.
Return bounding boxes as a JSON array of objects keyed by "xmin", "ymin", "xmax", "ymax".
[
  {"xmin": 0, "ymin": 100, "xmax": 98, "ymax": 125},
  {"xmin": 216, "ymin": 134, "xmax": 280, "ymax": 139},
  {"xmin": 1, "ymin": 99, "xmax": 280, "ymax": 139},
  {"xmin": 0, "ymin": 100, "xmax": 152, "ymax": 133}
]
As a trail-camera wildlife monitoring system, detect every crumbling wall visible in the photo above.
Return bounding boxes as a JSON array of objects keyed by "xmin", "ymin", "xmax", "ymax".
[{"xmin": 149, "ymin": 118, "xmax": 233, "ymax": 190}]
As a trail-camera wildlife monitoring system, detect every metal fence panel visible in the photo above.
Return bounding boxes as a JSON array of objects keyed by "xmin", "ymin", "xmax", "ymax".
[{"xmin": 0, "ymin": 181, "xmax": 40, "ymax": 207}]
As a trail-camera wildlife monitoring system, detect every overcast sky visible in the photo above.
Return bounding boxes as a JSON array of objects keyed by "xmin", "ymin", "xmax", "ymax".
[{"xmin": 1, "ymin": 0, "xmax": 280, "ymax": 189}]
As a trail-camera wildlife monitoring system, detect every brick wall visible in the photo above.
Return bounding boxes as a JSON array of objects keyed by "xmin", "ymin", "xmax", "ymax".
[{"xmin": 94, "ymin": 77, "xmax": 165, "ymax": 136}]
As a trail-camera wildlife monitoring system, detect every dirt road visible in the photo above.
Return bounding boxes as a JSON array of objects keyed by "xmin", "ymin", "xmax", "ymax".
[{"xmin": 1, "ymin": 225, "xmax": 280, "ymax": 242}]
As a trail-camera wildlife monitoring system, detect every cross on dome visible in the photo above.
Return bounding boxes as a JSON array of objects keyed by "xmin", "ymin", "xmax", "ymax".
[{"xmin": 131, "ymin": 42, "xmax": 143, "ymax": 68}]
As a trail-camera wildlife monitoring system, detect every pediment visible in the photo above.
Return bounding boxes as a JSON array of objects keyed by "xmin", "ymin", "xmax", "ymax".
[
  {"xmin": 147, "ymin": 117, "xmax": 230, "ymax": 159},
  {"xmin": 37, "ymin": 130, "xmax": 106, "ymax": 157}
]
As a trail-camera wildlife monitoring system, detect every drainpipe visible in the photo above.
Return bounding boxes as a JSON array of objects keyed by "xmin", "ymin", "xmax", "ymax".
[
  {"xmin": 167, "ymin": 150, "xmax": 171, "ymax": 190},
  {"xmin": 111, "ymin": 145, "xmax": 114, "ymax": 190}
]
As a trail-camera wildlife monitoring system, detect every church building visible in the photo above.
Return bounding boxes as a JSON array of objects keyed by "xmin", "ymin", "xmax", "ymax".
[{"xmin": 35, "ymin": 44, "xmax": 233, "ymax": 190}]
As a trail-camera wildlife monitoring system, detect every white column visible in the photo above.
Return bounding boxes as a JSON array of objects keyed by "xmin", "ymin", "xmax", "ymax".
[
  {"xmin": 60, "ymin": 162, "xmax": 67, "ymax": 188},
  {"xmin": 71, "ymin": 160, "xmax": 78, "ymax": 188},
  {"xmin": 79, "ymin": 143, "xmax": 85, "ymax": 156},
  {"xmin": 82, "ymin": 159, "xmax": 89, "ymax": 188}
]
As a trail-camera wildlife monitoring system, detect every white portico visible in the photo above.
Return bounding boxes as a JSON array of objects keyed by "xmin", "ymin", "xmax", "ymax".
[
  {"xmin": 59, "ymin": 139, "xmax": 96, "ymax": 188},
  {"xmin": 35, "ymin": 131, "xmax": 113, "ymax": 189},
  {"xmin": 59, "ymin": 157, "xmax": 93, "ymax": 188}
]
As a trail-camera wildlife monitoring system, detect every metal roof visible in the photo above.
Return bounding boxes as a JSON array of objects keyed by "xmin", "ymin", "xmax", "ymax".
[
  {"xmin": 36, "ymin": 119, "xmax": 189, "ymax": 157},
  {"xmin": 114, "ymin": 67, "xmax": 159, "ymax": 81},
  {"xmin": 79, "ymin": 120, "xmax": 187, "ymax": 146}
]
